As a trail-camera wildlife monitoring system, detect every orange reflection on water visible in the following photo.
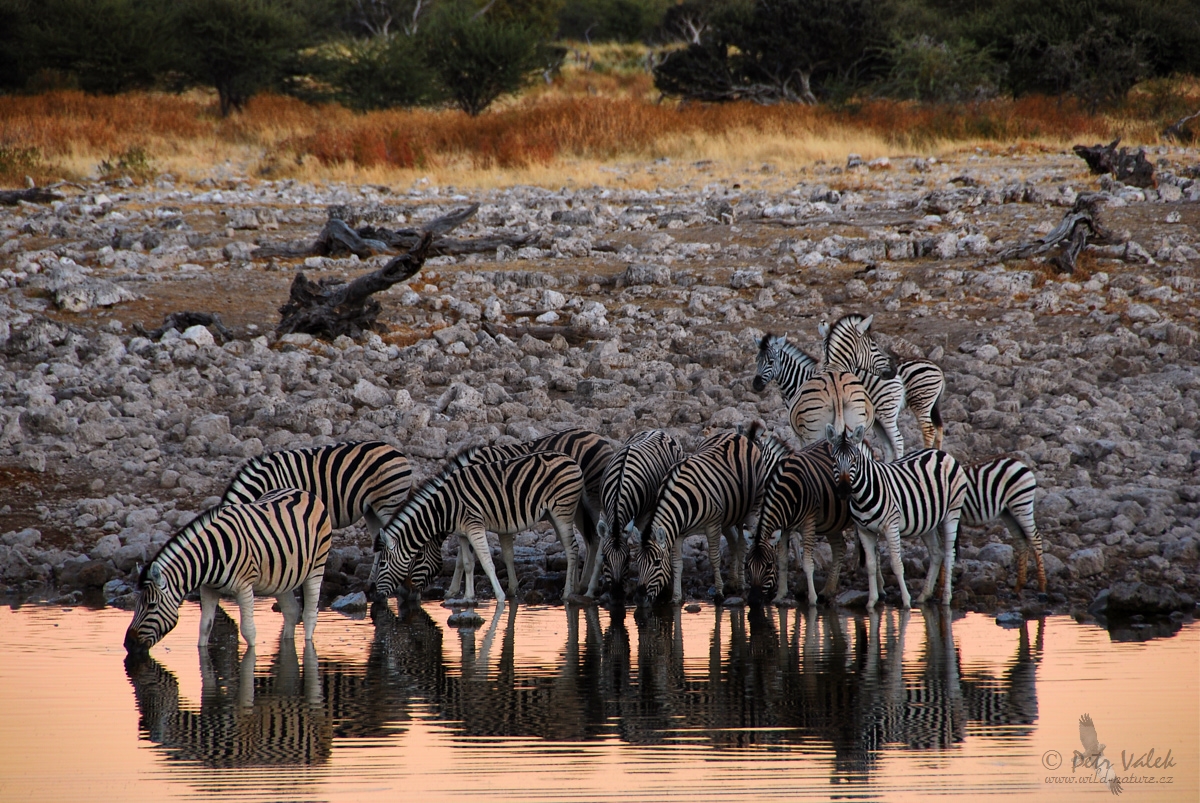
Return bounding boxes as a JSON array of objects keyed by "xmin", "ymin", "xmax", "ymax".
[{"xmin": 0, "ymin": 601, "xmax": 1195, "ymax": 803}]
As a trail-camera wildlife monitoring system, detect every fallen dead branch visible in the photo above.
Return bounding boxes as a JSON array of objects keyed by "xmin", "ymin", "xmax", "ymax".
[
  {"xmin": 992, "ymin": 193, "xmax": 1121, "ymax": 274},
  {"xmin": 1072, "ymin": 138, "xmax": 1155, "ymax": 188},
  {"xmin": 0, "ymin": 187, "xmax": 62, "ymax": 205},
  {"xmin": 134, "ymin": 312, "xmax": 234, "ymax": 343}
]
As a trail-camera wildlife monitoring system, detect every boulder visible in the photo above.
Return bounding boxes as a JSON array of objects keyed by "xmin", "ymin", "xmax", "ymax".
[{"xmin": 1068, "ymin": 547, "xmax": 1105, "ymax": 578}]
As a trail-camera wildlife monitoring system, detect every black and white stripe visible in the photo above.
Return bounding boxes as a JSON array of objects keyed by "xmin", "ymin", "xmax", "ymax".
[
  {"xmin": 124, "ymin": 489, "xmax": 333, "ymax": 652},
  {"xmin": 963, "ymin": 457, "xmax": 1045, "ymax": 593},
  {"xmin": 819, "ymin": 314, "xmax": 946, "ymax": 449},
  {"xmin": 752, "ymin": 334, "xmax": 820, "ymax": 396},
  {"xmin": 789, "ymin": 370, "xmax": 880, "ymax": 450},
  {"xmin": 635, "ymin": 426, "xmax": 764, "ymax": 603},
  {"xmin": 596, "ymin": 429, "xmax": 687, "ymax": 598},
  {"xmin": 828, "ymin": 425, "xmax": 967, "ymax": 608},
  {"xmin": 221, "ymin": 441, "xmax": 411, "ymax": 535},
  {"xmin": 441, "ymin": 428, "xmax": 611, "ymax": 595},
  {"xmin": 370, "ymin": 451, "xmax": 584, "ymax": 603},
  {"xmin": 745, "ymin": 440, "xmax": 852, "ymax": 605}
]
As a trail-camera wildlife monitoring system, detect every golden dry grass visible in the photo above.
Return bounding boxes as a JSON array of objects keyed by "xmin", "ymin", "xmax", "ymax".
[{"xmin": 1, "ymin": 68, "xmax": 1193, "ymax": 188}]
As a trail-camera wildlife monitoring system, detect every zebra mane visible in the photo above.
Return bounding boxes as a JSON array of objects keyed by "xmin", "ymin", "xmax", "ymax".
[
  {"xmin": 136, "ymin": 504, "xmax": 227, "ymax": 588},
  {"xmin": 821, "ymin": 313, "xmax": 871, "ymax": 355}
]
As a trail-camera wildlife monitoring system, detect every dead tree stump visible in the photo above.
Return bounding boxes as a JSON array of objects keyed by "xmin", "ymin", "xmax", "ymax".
[
  {"xmin": 1072, "ymin": 138, "xmax": 1155, "ymax": 188},
  {"xmin": 277, "ymin": 233, "xmax": 434, "ymax": 340}
]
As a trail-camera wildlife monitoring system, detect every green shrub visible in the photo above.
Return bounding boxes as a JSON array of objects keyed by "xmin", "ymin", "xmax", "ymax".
[
  {"xmin": 305, "ymin": 36, "xmax": 439, "ymax": 111},
  {"xmin": 878, "ymin": 35, "xmax": 999, "ymax": 103}
]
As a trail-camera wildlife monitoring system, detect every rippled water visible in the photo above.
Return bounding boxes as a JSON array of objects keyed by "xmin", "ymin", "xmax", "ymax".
[{"xmin": 0, "ymin": 600, "xmax": 1195, "ymax": 803}]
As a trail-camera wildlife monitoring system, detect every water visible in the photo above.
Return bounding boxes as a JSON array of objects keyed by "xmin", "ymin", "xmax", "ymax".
[{"xmin": 0, "ymin": 600, "xmax": 1195, "ymax": 803}]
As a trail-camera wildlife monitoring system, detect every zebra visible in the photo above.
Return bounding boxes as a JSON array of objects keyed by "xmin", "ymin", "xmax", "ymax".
[
  {"xmin": 756, "ymin": 334, "xmax": 905, "ymax": 460},
  {"xmin": 221, "ymin": 441, "xmax": 412, "ymax": 536},
  {"xmin": 745, "ymin": 440, "xmax": 853, "ymax": 606},
  {"xmin": 789, "ymin": 370, "xmax": 896, "ymax": 456},
  {"xmin": 438, "ymin": 428, "xmax": 611, "ymax": 597},
  {"xmin": 635, "ymin": 425, "xmax": 764, "ymax": 604},
  {"xmin": 124, "ymin": 489, "xmax": 333, "ymax": 653},
  {"xmin": 819, "ymin": 314, "xmax": 946, "ymax": 448},
  {"xmin": 962, "ymin": 457, "xmax": 1046, "ymax": 593},
  {"xmin": 370, "ymin": 451, "xmax": 584, "ymax": 604},
  {"xmin": 596, "ymin": 429, "xmax": 687, "ymax": 599},
  {"xmin": 752, "ymin": 334, "xmax": 820, "ymax": 394},
  {"xmin": 827, "ymin": 424, "xmax": 967, "ymax": 608}
]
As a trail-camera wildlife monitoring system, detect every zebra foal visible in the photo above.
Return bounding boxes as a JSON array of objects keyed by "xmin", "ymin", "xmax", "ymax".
[
  {"xmin": 222, "ymin": 441, "xmax": 412, "ymax": 535},
  {"xmin": 124, "ymin": 489, "xmax": 333, "ymax": 653},
  {"xmin": 596, "ymin": 429, "xmax": 687, "ymax": 598},
  {"xmin": 635, "ymin": 426, "xmax": 764, "ymax": 604},
  {"xmin": 828, "ymin": 424, "xmax": 967, "ymax": 608},
  {"xmin": 370, "ymin": 451, "xmax": 584, "ymax": 604},
  {"xmin": 745, "ymin": 440, "xmax": 852, "ymax": 606}
]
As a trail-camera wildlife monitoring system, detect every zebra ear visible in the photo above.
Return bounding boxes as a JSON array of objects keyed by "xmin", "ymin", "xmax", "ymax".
[
  {"xmin": 597, "ymin": 519, "xmax": 610, "ymax": 540},
  {"xmin": 768, "ymin": 530, "xmax": 782, "ymax": 547},
  {"xmin": 652, "ymin": 524, "xmax": 668, "ymax": 546},
  {"xmin": 817, "ymin": 321, "xmax": 829, "ymax": 338},
  {"xmin": 825, "ymin": 423, "xmax": 837, "ymax": 442},
  {"xmin": 856, "ymin": 314, "xmax": 874, "ymax": 334},
  {"xmin": 379, "ymin": 529, "xmax": 397, "ymax": 552},
  {"xmin": 147, "ymin": 563, "xmax": 165, "ymax": 589},
  {"xmin": 850, "ymin": 424, "xmax": 866, "ymax": 444}
]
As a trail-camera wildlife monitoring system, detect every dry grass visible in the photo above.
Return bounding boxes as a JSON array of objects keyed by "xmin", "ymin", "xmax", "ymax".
[{"xmin": 0, "ymin": 75, "xmax": 1192, "ymax": 187}]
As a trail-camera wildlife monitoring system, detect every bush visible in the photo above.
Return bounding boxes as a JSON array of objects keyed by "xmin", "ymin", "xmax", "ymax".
[
  {"xmin": 878, "ymin": 36, "xmax": 999, "ymax": 103},
  {"xmin": 425, "ymin": 7, "xmax": 552, "ymax": 115},
  {"xmin": 171, "ymin": 0, "xmax": 310, "ymax": 116},
  {"xmin": 559, "ymin": 0, "xmax": 671, "ymax": 42},
  {"xmin": 654, "ymin": 0, "xmax": 885, "ymax": 104},
  {"xmin": 304, "ymin": 36, "xmax": 438, "ymax": 111}
]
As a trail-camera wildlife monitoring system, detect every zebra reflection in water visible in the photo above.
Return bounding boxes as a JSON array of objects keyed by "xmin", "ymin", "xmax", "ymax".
[{"xmin": 123, "ymin": 609, "xmax": 330, "ymax": 769}]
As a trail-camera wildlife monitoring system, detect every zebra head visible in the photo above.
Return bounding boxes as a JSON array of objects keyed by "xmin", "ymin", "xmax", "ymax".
[
  {"xmin": 745, "ymin": 527, "xmax": 780, "ymax": 604},
  {"xmin": 370, "ymin": 529, "xmax": 421, "ymax": 603},
  {"xmin": 124, "ymin": 562, "xmax": 183, "ymax": 653},
  {"xmin": 752, "ymin": 334, "xmax": 785, "ymax": 391},
  {"xmin": 828, "ymin": 423, "xmax": 866, "ymax": 500},
  {"xmin": 821, "ymin": 314, "xmax": 897, "ymax": 379},
  {"xmin": 598, "ymin": 518, "xmax": 631, "ymax": 599},
  {"xmin": 634, "ymin": 523, "xmax": 672, "ymax": 604}
]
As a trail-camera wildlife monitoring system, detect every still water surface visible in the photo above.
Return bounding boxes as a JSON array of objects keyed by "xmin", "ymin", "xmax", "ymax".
[{"xmin": 0, "ymin": 600, "xmax": 1195, "ymax": 803}]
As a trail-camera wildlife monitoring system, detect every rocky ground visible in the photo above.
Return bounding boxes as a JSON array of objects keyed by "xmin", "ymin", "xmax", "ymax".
[{"xmin": 2, "ymin": 144, "xmax": 1198, "ymax": 628}]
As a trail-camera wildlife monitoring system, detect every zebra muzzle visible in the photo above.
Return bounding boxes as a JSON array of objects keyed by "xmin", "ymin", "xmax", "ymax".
[{"xmin": 123, "ymin": 628, "xmax": 149, "ymax": 655}]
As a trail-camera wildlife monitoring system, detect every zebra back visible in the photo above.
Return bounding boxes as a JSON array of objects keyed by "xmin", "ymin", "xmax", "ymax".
[
  {"xmin": 897, "ymin": 359, "xmax": 946, "ymax": 449},
  {"xmin": 222, "ymin": 441, "xmax": 411, "ymax": 532},
  {"xmin": 753, "ymin": 333, "xmax": 820, "ymax": 399},
  {"xmin": 375, "ymin": 452, "xmax": 585, "ymax": 595},
  {"xmin": 128, "ymin": 490, "xmax": 332, "ymax": 650},
  {"xmin": 962, "ymin": 456, "xmax": 1044, "ymax": 592},
  {"xmin": 789, "ymin": 371, "xmax": 875, "ymax": 447},
  {"xmin": 450, "ymin": 427, "xmax": 611, "ymax": 504},
  {"xmin": 819, "ymin": 313, "xmax": 897, "ymax": 378}
]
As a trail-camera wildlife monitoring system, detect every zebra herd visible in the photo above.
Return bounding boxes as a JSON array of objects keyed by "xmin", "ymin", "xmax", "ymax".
[{"xmin": 123, "ymin": 313, "xmax": 1047, "ymax": 654}]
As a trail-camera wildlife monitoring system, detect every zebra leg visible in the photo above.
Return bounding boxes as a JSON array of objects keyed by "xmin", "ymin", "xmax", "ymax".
[
  {"xmin": 873, "ymin": 416, "xmax": 904, "ymax": 462},
  {"xmin": 198, "ymin": 585, "xmax": 221, "ymax": 647},
  {"xmin": 883, "ymin": 518, "xmax": 911, "ymax": 609},
  {"xmin": 774, "ymin": 531, "xmax": 791, "ymax": 605},
  {"xmin": 499, "ymin": 531, "xmax": 520, "ymax": 598},
  {"xmin": 456, "ymin": 534, "xmax": 476, "ymax": 601},
  {"xmin": 238, "ymin": 646, "xmax": 257, "ymax": 708},
  {"xmin": 941, "ymin": 512, "xmax": 960, "ymax": 606},
  {"xmin": 303, "ymin": 640, "xmax": 323, "ymax": 706},
  {"xmin": 301, "ymin": 572, "xmax": 321, "ymax": 642},
  {"xmin": 276, "ymin": 589, "xmax": 301, "ymax": 636},
  {"xmin": 463, "ymin": 524, "xmax": 506, "ymax": 603},
  {"xmin": 585, "ymin": 536, "xmax": 605, "ymax": 598},
  {"xmin": 858, "ymin": 529, "xmax": 882, "ymax": 608},
  {"xmin": 916, "ymin": 530, "xmax": 942, "ymax": 604},
  {"xmin": 706, "ymin": 524, "xmax": 725, "ymax": 599},
  {"xmin": 725, "ymin": 525, "xmax": 746, "ymax": 594},
  {"xmin": 447, "ymin": 538, "xmax": 468, "ymax": 599},
  {"xmin": 801, "ymin": 519, "xmax": 819, "ymax": 606},
  {"xmin": 235, "ymin": 586, "xmax": 257, "ymax": 648},
  {"xmin": 549, "ymin": 512, "xmax": 577, "ymax": 599},
  {"xmin": 671, "ymin": 535, "xmax": 685, "ymax": 604},
  {"xmin": 821, "ymin": 531, "xmax": 847, "ymax": 602}
]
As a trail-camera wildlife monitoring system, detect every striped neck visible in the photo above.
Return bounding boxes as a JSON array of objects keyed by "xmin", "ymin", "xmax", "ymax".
[{"xmin": 773, "ymin": 339, "xmax": 819, "ymax": 399}]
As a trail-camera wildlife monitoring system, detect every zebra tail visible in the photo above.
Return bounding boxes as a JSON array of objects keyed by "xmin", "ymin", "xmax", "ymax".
[
  {"xmin": 578, "ymin": 496, "xmax": 599, "ymax": 547},
  {"xmin": 930, "ymin": 397, "xmax": 944, "ymax": 429}
]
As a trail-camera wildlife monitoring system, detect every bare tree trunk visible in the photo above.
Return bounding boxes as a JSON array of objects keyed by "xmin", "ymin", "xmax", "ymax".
[
  {"xmin": 0, "ymin": 187, "xmax": 62, "ymax": 206},
  {"xmin": 1072, "ymin": 138, "xmax": 1155, "ymax": 188}
]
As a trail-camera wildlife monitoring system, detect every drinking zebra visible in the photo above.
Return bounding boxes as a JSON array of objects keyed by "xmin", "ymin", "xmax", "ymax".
[
  {"xmin": 828, "ymin": 424, "xmax": 967, "ymax": 608},
  {"xmin": 439, "ymin": 428, "xmax": 612, "ymax": 597},
  {"xmin": 757, "ymin": 336, "xmax": 905, "ymax": 460},
  {"xmin": 370, "ymin": 451, "xmax": 584, "ymax": 604},
  {"xmin": 962, "ymin": 457, "xmax": 1046, "ymax": 593},
  {"xmin": 596, "ymin": 429, "xmax": 687, "ymax": 598},
  {"xmin": 745, "ymin": 440, "xmax": 852, "ymax": 606},
  {"xmin": 221, "ymin": 441, "xmax": 412, "ymax": 535},
  {"xmin": 635, "ymin": 426, "xmax": 764, "ymax": 604},
  {"xmin": 124, "ymin": 488, "xmax": 333, "ymax": 652},
  {"xmin": 819, "ymin": 314, "xmax": 946, "ymax": 448}
]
